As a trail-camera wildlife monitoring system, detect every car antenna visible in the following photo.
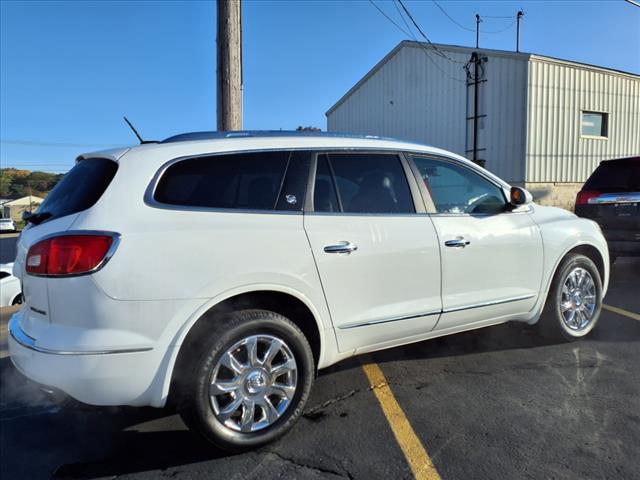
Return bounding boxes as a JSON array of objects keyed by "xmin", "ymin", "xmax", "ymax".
[{"xmin": 123, "ymin": 116, "xmax": 156, "ymax": 144}]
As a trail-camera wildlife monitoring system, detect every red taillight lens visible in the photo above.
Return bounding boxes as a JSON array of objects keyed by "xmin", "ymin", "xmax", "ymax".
[
  {"xmin": 25, "ymin": 239, "xmax": 50, "ymax": 275},
  {"xmin": 575, "ymin": 190, "xmax": 600, "ymax": 207},
  {"xmin": 26, "ymin": 235, "xmax": 114, "ymax": 276}
]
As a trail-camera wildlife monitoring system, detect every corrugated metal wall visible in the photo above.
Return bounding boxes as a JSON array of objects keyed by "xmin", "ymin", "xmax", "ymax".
[
  {"xmin": 478, "ymin": 53, "xmax": 528, "ymax": 182},
  {"xmin": 526, "ymin": 58, "xmax": 640, "ymax": 183},
  {"xmin": 327, "ymin": 45, "xmax": 469, "ymax": 153},
  {"xmin": 327, "ymin": 43, "xmax": 529, "ymax": 183}
]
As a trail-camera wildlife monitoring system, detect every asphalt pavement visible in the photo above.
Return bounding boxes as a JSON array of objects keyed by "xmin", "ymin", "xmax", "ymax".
[{"xmin": 0, "ymin": 258, "xmax": 639, "ymax": 480}]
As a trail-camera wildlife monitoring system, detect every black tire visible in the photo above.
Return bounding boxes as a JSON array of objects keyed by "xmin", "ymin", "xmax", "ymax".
[
  {"xmin": 12, "ymin": 293, "xmax": 23, "ymax": 305},
  {"xmin": 178, "ymin": 309, "xmax": 315, "ymax": 452},
  {"xmin": 536, "ymin": 253, "xmax": 603, "ymax": 341}
]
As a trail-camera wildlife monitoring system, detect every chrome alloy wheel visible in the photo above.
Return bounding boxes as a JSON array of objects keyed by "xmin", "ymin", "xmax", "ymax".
[
  {"xmin": 209, "ymin": 335, "xmax": 298, "ymax": 433},
  {"xmin": 560, "ymin": 267, "xmax": 597, "ymax": 331}
]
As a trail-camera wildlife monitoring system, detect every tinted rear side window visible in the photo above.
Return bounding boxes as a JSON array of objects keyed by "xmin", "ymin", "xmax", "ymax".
[
  {"xmin": 37, "ymin": 158, "xmax": 118, "ymax": 222},
  {"xmin": 583, "ymin": 159, "xmax": 640, "ymax": 192},
  {"xmin": 326, "ymin": 153, "xmax": 415, "ymax": 214},
  {"xmin": 154, "ymin": 151, "xmax": 290, "ymax": 210}
]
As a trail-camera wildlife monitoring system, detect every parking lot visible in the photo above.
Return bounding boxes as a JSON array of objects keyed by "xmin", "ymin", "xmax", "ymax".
[{"xmin": 1, "ymin": 231, "xmax": 638, "ymax": 479}]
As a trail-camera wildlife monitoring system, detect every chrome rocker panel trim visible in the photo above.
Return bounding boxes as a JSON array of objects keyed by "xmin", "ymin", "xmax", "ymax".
[{"xmin": 339, "ymin": 294, "xmax": 537, "ymax": 330}]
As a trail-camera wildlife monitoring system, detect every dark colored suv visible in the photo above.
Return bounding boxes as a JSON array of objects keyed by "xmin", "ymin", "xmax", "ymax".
[{"xmin": 575, "ymin": 156, "xmax": 640, "ymax": 262}]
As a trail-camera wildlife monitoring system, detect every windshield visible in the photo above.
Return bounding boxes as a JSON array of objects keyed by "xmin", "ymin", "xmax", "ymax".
[{"xmin": 35, "ymin": 158, "xmax": 118, "ymax": 224}]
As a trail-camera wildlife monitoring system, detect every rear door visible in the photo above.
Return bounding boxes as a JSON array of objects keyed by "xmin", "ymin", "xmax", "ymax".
[
  {"xmin": 409, "ymin": 155, "xmax": 543, "ymax": 330},
  {"xmin": 303, "ymin": 152, "xmax": 442, "ymax": 352}
]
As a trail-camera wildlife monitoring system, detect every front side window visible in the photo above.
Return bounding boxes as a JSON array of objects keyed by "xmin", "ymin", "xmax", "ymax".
[
  {"xmin": 154, "ymin": 151, "xmax": 291, "ymax": 210},
  {"xmin": 581, "ymin": 111, "xmax": 608, "ymax": 138},
  {"xmin": 313, "ymin": 153, "xmax": 414, "ymax": 214},
  {"xmin": 412, "ymin": 157, "xmax": 507, "ymax": 215}
]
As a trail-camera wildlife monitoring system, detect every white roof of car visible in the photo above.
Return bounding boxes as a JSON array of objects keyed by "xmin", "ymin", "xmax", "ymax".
[
  {"xmin": 76, "ymin": 131, "xmax": 510, "ymax": 188},
  {"xmin": 80, "ymin": 131, "xmax": 465, "ymax": 162}
]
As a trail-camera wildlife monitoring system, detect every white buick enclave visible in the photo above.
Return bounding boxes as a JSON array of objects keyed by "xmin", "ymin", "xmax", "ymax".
[{"xmin": 9, "ymin": 132, "xmax": 608, "ymax": 450}]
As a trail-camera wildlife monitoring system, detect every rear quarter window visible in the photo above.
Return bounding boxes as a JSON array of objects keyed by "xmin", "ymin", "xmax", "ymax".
[
  {"xmin": 36, "ymin": 158, "xmax": 118, "ymax": 222},
  {"xmin": 153, "ymin": 151, "xmax": 292, "ymax": 210}
]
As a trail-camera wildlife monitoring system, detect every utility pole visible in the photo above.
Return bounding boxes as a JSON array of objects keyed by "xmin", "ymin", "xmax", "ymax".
[
  {"xmin": 475, "ymin": 14, "xmax": 481, "ymax": 49},
  {"xmin": 217, "ymin": 0, "xmax": 243, "ymax": 131},
  {"xmin": 516, "ymin": 10, "xmax": 524, "ymax": 52}
]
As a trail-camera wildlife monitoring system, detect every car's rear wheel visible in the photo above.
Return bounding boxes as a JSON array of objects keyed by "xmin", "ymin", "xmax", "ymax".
[
  {"xmin": 537, "ymin": 253, "xmax": 603, "ymax": 341},
  {"xmin": 11, "ymin": 293, "xmax": 23, "ymax": 305},
  {"xmin": 178, "ymin": 309, "xmax": 314, "ymax": 451}
]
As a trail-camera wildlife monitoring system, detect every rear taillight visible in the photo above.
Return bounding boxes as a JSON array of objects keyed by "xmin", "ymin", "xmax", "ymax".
[
  {"xmin": 26, "ymin": 234, "xmax": 116, "ymax": 276},
  {"xmin": 575, "ymin": 190, "xmax": 600, "ymax": 207}
]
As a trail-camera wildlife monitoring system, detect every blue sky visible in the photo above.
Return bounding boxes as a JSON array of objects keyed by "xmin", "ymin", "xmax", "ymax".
[{"xmin": 1, "ymin": 0, "xmax": 639, "ymax": 173}]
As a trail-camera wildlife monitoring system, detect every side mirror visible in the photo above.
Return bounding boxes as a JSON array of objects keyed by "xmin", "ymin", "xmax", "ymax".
[{"xmin": 510, "ymin": 186, "xmax": 533, "ymax": 206}]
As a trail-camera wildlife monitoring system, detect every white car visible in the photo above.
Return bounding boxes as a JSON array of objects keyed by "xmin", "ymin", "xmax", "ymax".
[
  {"xmin": 0, "ymin": 263, "xmax": 22, "ymax": 307},
  {"xmin": 9, "ymin": 132, "xmax": 609, "ymax": 451},
  {"xmin": 0, "ymin": 218, "xmax": 16, "ymax": 232}
]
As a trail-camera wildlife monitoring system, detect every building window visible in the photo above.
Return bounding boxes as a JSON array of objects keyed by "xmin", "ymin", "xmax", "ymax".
[{"xmin": 581, "ymin": 111, "xmax": 608, "ymax": 138}]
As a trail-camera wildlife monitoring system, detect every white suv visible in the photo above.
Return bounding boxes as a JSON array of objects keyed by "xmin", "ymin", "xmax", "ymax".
[{"xmin": 9, "ymin": 132, "xmax": 609, "ymax": 450}]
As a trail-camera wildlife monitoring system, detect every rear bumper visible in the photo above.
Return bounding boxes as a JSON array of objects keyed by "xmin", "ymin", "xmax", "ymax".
[{"xmin": 8, "ymin": 311, "xmax": 176, "ymax": 407}]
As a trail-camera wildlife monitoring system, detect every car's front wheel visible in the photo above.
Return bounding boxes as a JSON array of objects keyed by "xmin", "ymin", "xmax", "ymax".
[
  {"xmin": 538, "ymin": 253, "xmax": 603, "ymax": 341},
  {"xmin": 179, "ymin": 309, "xmax": 314, "ymax": 451}
]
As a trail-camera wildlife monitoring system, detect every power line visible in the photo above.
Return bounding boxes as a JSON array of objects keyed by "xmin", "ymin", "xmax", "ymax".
[
  {"xmin": 481, "ymin": 14, "xmax": 514, "ymax": 19},
  {"xmin": 393, "ymin": 0, "xmax": 416, "ymax": 37},
  {"xmin": 431, "ymin": 1, "xmax": 516, "ymax": 35},
  {"xmin": 368, "ymin": 0, "xmax": 412, "ymax": 38},
  {"xmin": 368, "ymin": 0, "xmax": 469, "ymax": 83},
  {"xmin": 396, "ymin": 0, "xmax": 449, "ymax": 59},
  {"xmin": 431, "ymin": 0, "xmax": 475, "ymax": 32},
  {"xmin": 483, "ymin": 20, "xmax": 516, "ymax": 34}
]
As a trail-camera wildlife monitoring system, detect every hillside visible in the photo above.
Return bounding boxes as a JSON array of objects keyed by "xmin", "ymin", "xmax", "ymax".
[{"xmin": 0, "ymin": 168, "xmax": 64, "ymax": 199}]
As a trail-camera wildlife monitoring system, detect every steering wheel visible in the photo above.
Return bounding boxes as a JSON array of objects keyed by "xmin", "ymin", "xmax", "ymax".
[{"xmin": 463, "ymin": 193, "xmax": 490, "ymax": 214}]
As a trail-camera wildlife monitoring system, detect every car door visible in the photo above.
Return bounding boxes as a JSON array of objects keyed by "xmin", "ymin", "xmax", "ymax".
[
  {"xmin": 303, "ymin": 152, "xmax": 442, "ymax": 352},
  {"xmin": 409, "ymin": 155, "xmax": 544, "ymax": 331}
]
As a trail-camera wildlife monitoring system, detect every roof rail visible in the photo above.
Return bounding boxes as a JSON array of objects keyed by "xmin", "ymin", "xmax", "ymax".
[{"xmin": 160, "ymin": 130, "xmax": 425, "ymax": 145}]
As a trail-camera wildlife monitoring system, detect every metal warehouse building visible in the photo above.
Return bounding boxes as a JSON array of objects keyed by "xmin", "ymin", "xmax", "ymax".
[{"xmin": 326, "ymin": 41, "xmax": 640, "ymax": 209}]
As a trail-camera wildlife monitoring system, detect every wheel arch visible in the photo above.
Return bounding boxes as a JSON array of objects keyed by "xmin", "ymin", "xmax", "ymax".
[
  {"xmin": 165, "ymin": 288, "xmax": 325, "ymax": 406},
  {"xmin": 566, "ymin": 244, "xmax": 606, "ymax": 286},
  {"xmin": 532, "ymin": 241, "xmax": 608, "ymax": 323}
]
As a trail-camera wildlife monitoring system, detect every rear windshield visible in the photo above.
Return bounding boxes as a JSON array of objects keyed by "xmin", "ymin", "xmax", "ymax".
[
  {"xmin": 36, "ymin": 158, "xmax": 118, "ymax": 223},
  {"xmin": 583, "ymin": 159, "xmax": 640, "ymax": 192}
]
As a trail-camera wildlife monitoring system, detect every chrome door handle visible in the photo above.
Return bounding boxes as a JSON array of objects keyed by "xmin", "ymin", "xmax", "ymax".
[
  {"xmin": 444, "ymin": 237, "xmax": 470, "ymax": 248},
  {"xmin": 324, "ymin": 241, "xmax": 358, "ymax": 254}
]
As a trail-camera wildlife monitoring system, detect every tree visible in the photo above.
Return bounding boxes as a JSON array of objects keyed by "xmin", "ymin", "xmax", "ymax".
[{"xmin": 0, "ymin": 168, "xmax": 63, "ymax": 199}]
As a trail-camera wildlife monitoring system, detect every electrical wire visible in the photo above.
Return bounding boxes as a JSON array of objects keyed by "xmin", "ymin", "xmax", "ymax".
[
  {"xmin": 377, "ymin": 0, "xmax": 469, "ymax": 83},
  {"xmin": 396, "ymin": 0, "xmax": 449, "ymax": 59},
  {"xmin": 481, "ymin": 14, "xmax": 515, "ymax": 19},
  {"xmin": 367, "ymin": 0, "xmax": 413, "ymax": 38},
  {"xmin": 482, "ymin": 19, "xmax": 516, "ymax": 34},
  {"xmin": 431, "ymin": 1, "xmax": 517, "ymax": 35},
  {"xmin": 431, "ymin": 0, "xmax": 475, "ymax": 32},
  {"xmin": 368, "ymin": 0, "xmax": 472, "ymax": 84},
  {"xmin": 393, "ymin": 0, "xmax": 416, "ymax": 37},
  {"xmin": 395, "ymin": 0, "xmax": 470, "ymax": 72}
]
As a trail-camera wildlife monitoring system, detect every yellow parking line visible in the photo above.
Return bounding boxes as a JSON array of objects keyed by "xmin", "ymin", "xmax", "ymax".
[
  {"xmin": 603, "ymin": 304, "xmax": 640, "ymax": 322},
  {"xmin": 361, "ymin": 359, "xmax": 441, "ymax": 480}
]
